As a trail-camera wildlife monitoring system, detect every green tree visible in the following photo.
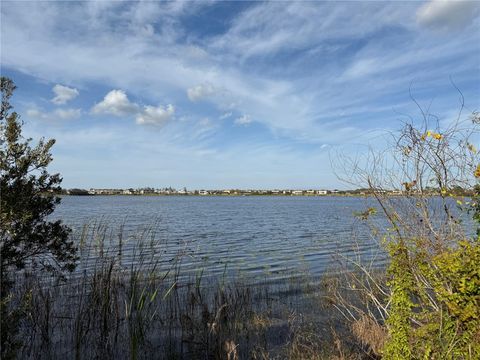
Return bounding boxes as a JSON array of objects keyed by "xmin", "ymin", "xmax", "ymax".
[{"xmin": 0, "ymin": 77, "xmax": 77, "ymax": 358}]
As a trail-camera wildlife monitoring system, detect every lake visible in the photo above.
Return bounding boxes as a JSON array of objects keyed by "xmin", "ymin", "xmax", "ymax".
[{"xmin": 54, "ymin": 195, "xmax": 389, "ymax": 283}]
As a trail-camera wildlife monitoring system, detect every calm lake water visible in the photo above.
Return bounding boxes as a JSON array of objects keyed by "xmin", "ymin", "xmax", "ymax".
[{"xmin": 54, "ymin": 196, "xmax": 389, "ymax": 282}]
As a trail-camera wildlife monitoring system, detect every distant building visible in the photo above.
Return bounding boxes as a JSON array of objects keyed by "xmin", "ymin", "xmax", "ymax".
[
  {"xmin": 88, "ymin": 188, "xmax": 122, "ymax": 195},
  {"xmin": 292, "ymin": 190, "xmax": 303, "ymax": 195},
  {"xmin": 317, "ymin": 190, "xmax": 328, "ymax": 195}
]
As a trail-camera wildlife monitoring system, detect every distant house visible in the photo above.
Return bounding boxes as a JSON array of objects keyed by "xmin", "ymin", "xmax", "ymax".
[
  {"xmin": 292, "ymin": 190, "xmax": 303, "ymax": 195},
  {"xmin": 317, "ymin": 190, "xmax": 328, "ymax": 195},
  {"xmin": 123, "ymin": 189, "xmax": 133, "ymax": 195},
  {"xmin": 199, "ymin": 190, "xmax": 209, "ymax": 195}
]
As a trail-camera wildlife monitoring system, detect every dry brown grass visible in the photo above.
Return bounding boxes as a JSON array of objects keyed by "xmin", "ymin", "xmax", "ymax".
[
  {"xmin": 223, "ymin": 339, "xmax": 239, "ymax": 360},
  {"xmin": 351, "ymin": 315, "xmax": 387, "ymax": 357},
  {"xmin": 251, "ymin": 313, "xmax": 272, "ymax": 330}
]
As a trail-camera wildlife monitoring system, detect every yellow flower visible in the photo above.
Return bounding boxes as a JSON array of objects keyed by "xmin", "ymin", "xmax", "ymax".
[
  {"xmin": 426, "ymin": 130, "xmax": 432, "ymax": 137},
  {"xmin": 475, "ymin": 164, "xmax": 480, "ymax": 178},
  {"xmin": 433, "ymin": 133, "xmax": 443, "ymax": 140},
  {"xmin": 468, "ymin": 143, "xmax": 477, "ymax": 154}
]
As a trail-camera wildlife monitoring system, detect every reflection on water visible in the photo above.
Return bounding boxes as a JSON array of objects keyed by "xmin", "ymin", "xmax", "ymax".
[{"xmin": 53, "ymin": 196, "xmax": 394, "ymax": 282}]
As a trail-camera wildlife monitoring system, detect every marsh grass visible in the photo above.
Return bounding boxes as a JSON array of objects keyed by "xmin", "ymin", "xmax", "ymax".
[{"xmin": 8, "ymin": 221, "xmax": 371, "ymax": 359}]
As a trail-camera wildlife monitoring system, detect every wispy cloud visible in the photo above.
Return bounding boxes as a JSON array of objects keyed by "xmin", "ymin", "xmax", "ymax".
[
  {"xmin": 187, "ymin": 83, "xmax": 217, "ymax": 102},
  {"xmin": 2, "ymin": 1, "xmax": 479, "ymax": 187},
  {"xmin": 26, "ymin": 108, "xmax": 81, "ymax": 121},
  {"xmin": 416, "ymin": 0, "xmax": 480, "ymax": 30},
  {"xmin": 234, "ymin": 114, "xmax": 252, "ymax": 126},
  {"xmin": 219, "ymin": 112, "xmax": 232, "ymax": 120}
]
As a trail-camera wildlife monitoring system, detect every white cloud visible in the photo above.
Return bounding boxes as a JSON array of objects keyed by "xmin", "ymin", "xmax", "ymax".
[
  {"xmin": 234, "ymin": 114, "xmax": 252, "ymax": 125},
  {"xmin": 136, "ymin": 104, "xmax": 175, "ymax": 126},
  {"xmin": 209, "ymin": 2, "xmax": 414, "ymax": 61},
  {"xmin": 417, "ymin": 0, "xmax": 480, "ymax": 30},
  {"xmin": 92, "ymin": 89, "xmax": 175, "ymax": 127},
  {"xmin": 199, "ymin": 117, "xmax": 211, "ymax": 126},
  {"xmin": 26, "ymin": 108, "xmax": 81, "ymax": 121},
  {"xmin": 55, "ymin": 108, "xmax": 81, "ymax": 120},
  {"xmin": 26, "ymin": 109, "xmax": 45, "ymax": 119},
  {"xmin": 51, "ymin": 84, "xmax": 79, "ymax": 104},
  {"xmin": 92, "ymin": 89, "xmax": 138, "ymax": 116},
  {"xmin": 2, "ymin": 1, "xmax": 479, "ymax": 145},
  {"xmin": 342, "ymin": 58, "xmax": 379, "ymax": 79},
  {"xmin": 187, "ymin": 83, "xmax": 217, "ymax": 102},
  {"xmin": 219, "ymin": 112, "xmax": 232, "ymax": 120},
  {"xmin": 0, "ymin": 2, "xmax": 405, "ymax": 139}
]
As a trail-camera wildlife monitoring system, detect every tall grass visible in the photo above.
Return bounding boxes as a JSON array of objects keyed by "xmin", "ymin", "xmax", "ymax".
[{"xmin": 8, "ymin": 221, "xmax": 370, "ymax": 359}]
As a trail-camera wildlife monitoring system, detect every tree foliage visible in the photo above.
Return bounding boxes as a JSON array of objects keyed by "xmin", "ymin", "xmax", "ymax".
[
  {"xmin": 0, "ymin": 77, "xmax": 77, "ymax": 357},
  {"xmin": 0, "ymin": 77, "xmax": 76, "ymax": 276}
]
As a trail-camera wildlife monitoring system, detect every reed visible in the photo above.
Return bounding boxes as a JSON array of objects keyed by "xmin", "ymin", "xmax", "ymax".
[{"xmin": 8, "ymin": 221, "xmax": 368, "ymax": 359}]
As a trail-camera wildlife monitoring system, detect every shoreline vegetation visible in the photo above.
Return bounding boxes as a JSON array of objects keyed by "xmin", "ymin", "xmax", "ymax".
[{"xmin": 10, "ymin": 221, "xmax": 367, "ymax": 359}]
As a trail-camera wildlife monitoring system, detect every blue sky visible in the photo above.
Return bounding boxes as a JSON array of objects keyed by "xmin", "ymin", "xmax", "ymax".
[{"xmin": 1, "ymin": 1, "xmax": 479, "ymax": 189}]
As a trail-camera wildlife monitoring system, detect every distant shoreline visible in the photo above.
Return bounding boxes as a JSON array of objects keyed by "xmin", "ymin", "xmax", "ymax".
[
  {"xmin": 58, "ymin": 193, "xmax": 421, "ymax": 197},
  {"xmin": 57, "ymin": 187, "xmax": 473, "ymax": 197}
]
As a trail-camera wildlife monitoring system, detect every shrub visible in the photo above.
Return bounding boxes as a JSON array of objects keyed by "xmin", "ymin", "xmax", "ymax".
[
  {"xmin": 333, "ymin": 95, "xmax": 480, "ymax": 359},
  {"xmin": 0, "ymin": 77, "xmax": 77, "ymax": 357}
]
